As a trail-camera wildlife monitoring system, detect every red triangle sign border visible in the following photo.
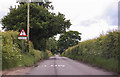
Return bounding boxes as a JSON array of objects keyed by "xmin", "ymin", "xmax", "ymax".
[{"xmin": 19, "ymin": 29, "xmax": 27, "ymax": 36}]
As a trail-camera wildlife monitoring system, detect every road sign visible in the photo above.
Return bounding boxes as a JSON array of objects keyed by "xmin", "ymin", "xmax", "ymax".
[
  {"xmin": 18, "ymin": 37, "xmax": 27, "ymax": 40},
  {"xmin": 19, "ymin": 29, "xmax": 27, "ymax": 36}
]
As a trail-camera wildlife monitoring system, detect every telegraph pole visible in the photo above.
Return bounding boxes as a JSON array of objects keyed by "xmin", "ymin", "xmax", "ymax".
[{"xmin": 27, "ymin": 0, "xmax": 30, "ymax": 52}]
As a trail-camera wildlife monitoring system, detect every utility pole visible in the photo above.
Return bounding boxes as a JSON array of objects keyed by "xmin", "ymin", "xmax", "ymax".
[{"xmin": 27, "ymin": 0, "xmax": 30, "ymax": 52}]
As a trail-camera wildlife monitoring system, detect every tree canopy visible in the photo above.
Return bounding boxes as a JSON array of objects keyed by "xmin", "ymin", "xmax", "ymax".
[
  {"xmin": 2, "ymin": 3, "xmax": 71, "ymax": 51},
  {"xmin": 18, "ymin": 0, "xmax": 54, "ymax": 10},
  {"xmin": 58, "ymin": 30, "xmax": 81, "ymax": 54}
]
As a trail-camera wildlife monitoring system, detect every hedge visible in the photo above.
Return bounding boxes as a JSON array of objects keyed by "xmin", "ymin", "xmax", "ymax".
[
  {"xmin": 62, "ymin": 30, "xmax": 120, "ymax": 73},
  {"xmin": 2, "ymin": 31, "xmax": 52, "ymax": 70}
]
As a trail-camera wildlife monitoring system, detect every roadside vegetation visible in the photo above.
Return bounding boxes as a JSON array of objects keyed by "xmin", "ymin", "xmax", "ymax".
[
  {"xmin": 1, "ymin": 1, "xmax": 71, "ymax": 70},
  {"xmin": 62, "ymin": 30, "xmax": 120, "ymax": 73},
  {"xmin": 2, "ymin": 31, "xmax": 52, "ymax": 70}
]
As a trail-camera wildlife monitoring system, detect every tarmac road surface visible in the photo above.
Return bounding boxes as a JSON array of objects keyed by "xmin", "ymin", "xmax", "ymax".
[{"xmin": 27, "ymin": 55, "xmax": 114, "ymax": 75}]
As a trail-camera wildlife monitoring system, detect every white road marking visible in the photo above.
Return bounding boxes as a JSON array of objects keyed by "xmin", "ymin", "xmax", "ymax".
[
  {"xmin": 41, "ymin": 64, "xmax": 66, "ymax": 68},
  {"xmin": 51, "ymin": 65, "xmax": 54, "ymax": 67},
  {"xmin": 58, "ymin": 65, "xmax": 60, "ymax": 67},
  {"xmin": 55, "ymin": 65, "xmax": 57, "ymax": 67}
]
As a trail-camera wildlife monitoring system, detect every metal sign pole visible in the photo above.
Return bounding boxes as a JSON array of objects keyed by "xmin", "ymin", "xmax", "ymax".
[{"xmin": 22, "ymin": 38, "xmax": 23, "ymax": 53}]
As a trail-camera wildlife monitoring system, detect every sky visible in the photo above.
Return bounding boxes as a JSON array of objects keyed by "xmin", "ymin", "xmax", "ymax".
[{"xmin": 0, "ymin": 0, "xmax": 119, "ymax": 41}]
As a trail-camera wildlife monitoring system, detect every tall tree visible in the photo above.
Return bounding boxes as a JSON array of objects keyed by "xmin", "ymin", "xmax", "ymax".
[
  {"xmin": 2, "ymin": 3, "xmax": 71, "ymax": 51},
  {"xmin": 17, "ymin": 0, "xmax": 54, "ymax": 10},
  {"xmin": 58, "ymin": 31, "xmax": 81, "ymax": 53}
]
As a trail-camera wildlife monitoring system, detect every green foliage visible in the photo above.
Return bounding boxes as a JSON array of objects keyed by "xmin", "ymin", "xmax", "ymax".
[
  {"xmin": 2, "ymin": 31, "xmax": 52, "ymax": 70},
  {"xmin": 46, "ymin": 37, "xmax": 58, "ymax": 54},
  {"xmin": 62, "ymin": 31, "xmax": 120, "ymax": 73},
  {"xmin": 2, "ymin": 31, "xmax": 21, "ymax": 69},
  {"xmin": 42, "ymin": 50, "xmax": 53, "ymax": 59},
  {"xmin": 19, "ymin": 0, "xmax": 54, "ymax": 10},
  {"xmin": 2, "ymin": 3, "xmax": 71, "ymax": 51},
  {"xmin": 58, "ymin": 30, "xmax": 81, "ymax": 53}
]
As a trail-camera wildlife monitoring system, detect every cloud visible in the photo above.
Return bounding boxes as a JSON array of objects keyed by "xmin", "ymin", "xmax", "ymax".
[
  {"xmin": 70, "ymin": 21, "xmax": 118, "ymax": 41},
  {"xmin": 50, "ymin": 0, "xmax": 118, "ymax": 41},
  {"xmin": 0, "ymin": 0, "xmax": 18, "ymax": 19},
  {"xmin": 69, "ymin": 0, "xmax": 118, "ymax": 27},
  {"xmin": 100, "ymin": 2, "xmax": 118, "ymax": 26},
  {"xmin": 118, "ymin": 2, "xmax": 120, "ymax": 32},
  {"xmin": 78, "ymin": 1, "xmax": 118, "ymax": 27},
  {"xmin": 79, "ymin": 19, "xmax": 98, "ymax": 26}
]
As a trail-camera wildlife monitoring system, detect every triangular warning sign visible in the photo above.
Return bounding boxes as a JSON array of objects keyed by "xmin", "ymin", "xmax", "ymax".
[{"xmin": 19, "ymin": 29, "xmax": 27, "ymax": 36}]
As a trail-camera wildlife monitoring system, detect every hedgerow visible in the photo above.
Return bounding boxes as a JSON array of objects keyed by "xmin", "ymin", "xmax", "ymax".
[
  {"xmin": 2, "ymin": 31, "xmax": 52, "ymax": 70},
  {"xmin": 62, "ymin": 30, "xmax": 120, "ymax": 73}
]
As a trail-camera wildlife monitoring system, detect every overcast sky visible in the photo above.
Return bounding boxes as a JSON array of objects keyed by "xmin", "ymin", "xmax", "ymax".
[{"xmin": 0, "ymin": 0, "xmax": 119, "ymax": 41}]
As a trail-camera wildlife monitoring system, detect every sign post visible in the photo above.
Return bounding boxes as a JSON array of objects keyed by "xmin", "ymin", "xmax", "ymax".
[
  {"xmin": 21, "ymin": 38, "xmax": 24, "ymax": 53},
  {"xmin": 18, "ymin": 29, "xmax": 27, "ymax": 53}
]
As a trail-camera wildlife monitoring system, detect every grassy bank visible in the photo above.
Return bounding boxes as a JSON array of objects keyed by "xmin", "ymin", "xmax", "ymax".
[
  {"xmin": 62, "ymin": 31, "xmax": 120, "ymax": 73},
  {"xmin": 2, "ymin": 31, "xmax": 52, "ymax": 70}
]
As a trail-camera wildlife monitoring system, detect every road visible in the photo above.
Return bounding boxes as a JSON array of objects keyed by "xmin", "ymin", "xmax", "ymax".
[{"xmin": 26, "ymin": 55, "xmax": 114, "ymax": 75}]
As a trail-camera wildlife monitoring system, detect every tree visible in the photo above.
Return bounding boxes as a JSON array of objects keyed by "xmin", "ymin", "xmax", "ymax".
[
  {"xmin": 58, "ymin": 30, "xmax": 81, "ymax": 54},
  {"xmin": 2, "ymin": 3, "xmax": 71, "ymax": 51},
  {"xmin": 18, "ymin": 0, "xmax": 54, "ymax": 10},
  {"xmin": 46, "ymin": 37, "xmax": 58, "ymax": 54}
]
